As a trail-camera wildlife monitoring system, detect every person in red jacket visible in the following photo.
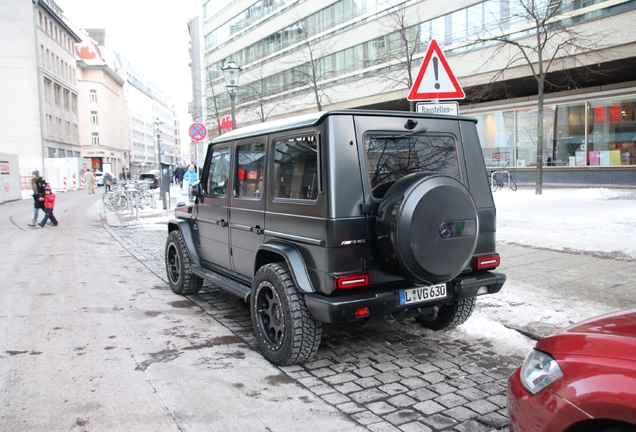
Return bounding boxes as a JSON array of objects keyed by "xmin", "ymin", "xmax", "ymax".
[{"xmin": 38, "ymin": 185, "xmax": 58, "ymax": 227}]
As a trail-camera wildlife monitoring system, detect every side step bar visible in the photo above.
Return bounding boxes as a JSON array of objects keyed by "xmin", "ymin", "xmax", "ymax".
[{"xmin": 191, "ymin": 265, "xmax": 251, "ymax": 302}]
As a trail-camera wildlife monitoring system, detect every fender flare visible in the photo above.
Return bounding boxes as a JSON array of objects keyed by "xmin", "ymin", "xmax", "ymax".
[
  {"xmin": 256, "ymin": 240, "xmax": 314, "ymax": 293},
  {"xmin": 168, "ymin": 219, "xmax": 200, "ymax": 266}
]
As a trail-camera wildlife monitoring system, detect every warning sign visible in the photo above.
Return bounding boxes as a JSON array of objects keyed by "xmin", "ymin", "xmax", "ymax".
[{"xmin": 408, "ymin": 39, "xmax": 465, "ymax": 101}]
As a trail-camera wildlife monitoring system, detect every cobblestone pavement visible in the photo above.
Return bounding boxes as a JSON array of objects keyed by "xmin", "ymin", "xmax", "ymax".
[{"xmin": 106, "ymin": 222, "xmax": 517, "ymax": 432}]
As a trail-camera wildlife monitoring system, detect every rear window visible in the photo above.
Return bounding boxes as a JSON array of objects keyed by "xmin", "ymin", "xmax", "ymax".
[{"xmin": 364, "ymin": 133, "xmax": 459, "ymax": 198}]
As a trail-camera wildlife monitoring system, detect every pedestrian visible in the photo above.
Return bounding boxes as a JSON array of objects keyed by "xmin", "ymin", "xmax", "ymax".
[
  {"xmin": 84, "ymin": 168, "xmax": 95, "ymax": 194},
  {"xmin": 38, "ymin": 185, "xmax": 58, "ymax": 227},
  {"xmin": 175, "ymin": 165, "xmax": 185, "ymax": 189},
  {"xmin": 104, "ymin": 172, "xmax": 113, "ymax": 192},
  {"xmin": 182, "ymin": 164, "xmax": 198, "ymax": 201},
  {"xmin": 28, "ymin": 170, "xmax": 46, "ymax": 227}
]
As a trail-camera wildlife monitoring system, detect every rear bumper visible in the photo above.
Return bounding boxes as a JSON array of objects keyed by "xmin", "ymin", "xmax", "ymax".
[{"xmin": 305, "ymin": 271, "xmax": 505, "ymax": 324}]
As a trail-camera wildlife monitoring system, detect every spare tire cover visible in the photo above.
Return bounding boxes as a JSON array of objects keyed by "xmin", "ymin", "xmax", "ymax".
[{"xmin": 376, "ymin": 174, "xmax": 478, "ymax": 285}]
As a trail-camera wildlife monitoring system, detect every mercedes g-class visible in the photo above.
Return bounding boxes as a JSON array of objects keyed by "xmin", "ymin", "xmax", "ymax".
[{"xmin": 165, "ymin": 110, "xmax": 505, "ymax": 365}]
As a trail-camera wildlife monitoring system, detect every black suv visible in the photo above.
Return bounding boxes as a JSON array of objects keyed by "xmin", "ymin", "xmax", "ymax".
[{"xmin": 165, "ymin": 110, "xmax": 505, "ymax": 365}]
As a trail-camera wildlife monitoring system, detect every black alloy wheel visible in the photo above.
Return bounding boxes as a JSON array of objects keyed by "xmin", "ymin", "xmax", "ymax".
[
  {"xmin": 165, "ymin": 230, "xmax": 203, "ymax": 295},
  {"xmin": 251, "ymin": 263, "xmax": 322, "ymax": 365}
]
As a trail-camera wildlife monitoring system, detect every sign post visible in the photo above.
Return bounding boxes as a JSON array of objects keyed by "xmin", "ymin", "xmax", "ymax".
[{"xmin": 408, "ymin": 39, "xmax": 465, "ymax": 115}]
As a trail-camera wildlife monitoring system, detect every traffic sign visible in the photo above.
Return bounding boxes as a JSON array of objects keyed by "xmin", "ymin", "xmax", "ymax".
[
  {"xmin": 189, "ymin": 122, "xmax": 207, "ymax": 142},
  {"xmin": 408, "ymin": 39, "xmax": 465, "ymax": 101},
  {"xmin": 416, "ymin": 101, "xmax": 459, "ymax": 116}
]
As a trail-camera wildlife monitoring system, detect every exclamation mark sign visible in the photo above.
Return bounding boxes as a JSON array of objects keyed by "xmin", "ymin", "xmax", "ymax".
[{"xmin": 433, "ymin": 56, "xmax": 440, "ymax": 89}]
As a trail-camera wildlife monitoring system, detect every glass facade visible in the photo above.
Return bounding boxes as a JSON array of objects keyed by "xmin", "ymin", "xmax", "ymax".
[
  {"xmin": 207, "ymin": 0, "xmax": 636, "ymax": 113},
  {"xmin": 474, "ymin": 95, "xmax": 636, "ymax": 168}
]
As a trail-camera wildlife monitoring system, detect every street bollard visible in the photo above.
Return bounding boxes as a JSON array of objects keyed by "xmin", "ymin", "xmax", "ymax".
[
  {"xmin": 135, "ymin": 194, "xmax": 139, "ymax": 221},
  {"xmin": 165, "ymin": 192, "xmax": 170, "ymax": 217}
]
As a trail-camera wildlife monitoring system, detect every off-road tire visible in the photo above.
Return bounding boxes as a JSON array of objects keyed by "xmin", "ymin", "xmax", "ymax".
[
  {"xmin": 415, "ymin": 297, "xmax": 476, "ymax": 330},
  {"xmin": 251, "ymin": 263, "xmax": 322, "ymax": 365},
  {"xmin": 165, "ymin": 230, "xmax": 203, "ymax": 295}
]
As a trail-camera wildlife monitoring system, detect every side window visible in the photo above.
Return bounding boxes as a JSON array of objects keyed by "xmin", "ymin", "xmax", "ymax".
[
  {"xmin": 207, "ymin": 147, "xmax": 230, "ymax": 197},
  {"xmin": 273, "ymin": 135, "xmax": 318, "ymax": 200},
  {"xmin": 236, "ymin": 142, "xmax": 265, "ymax": 198}
]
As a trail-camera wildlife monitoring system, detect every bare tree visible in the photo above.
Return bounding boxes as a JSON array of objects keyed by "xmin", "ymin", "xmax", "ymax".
[
  {"xmin": 205, "ymin": 68, "xmax": 229, "ymax": 138},
  {"xmin": 241, "ymin": 63, "xmax": 281, "ymax": 123},
  {"xmin": 284, "ymin": 20, "xmax": 338, "ymax": 111},
  {"xmin": 472, "ymin": 0, "xmax": 601, "ymax": 194},
  {"xmin": 376, "ymin": 4, "xmax": 429, "ymax": 112}
]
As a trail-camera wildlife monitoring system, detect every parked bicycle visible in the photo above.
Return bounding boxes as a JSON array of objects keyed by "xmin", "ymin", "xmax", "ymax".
[
  {"xmin": 489, "ymin": 163, "xmax": 517, "ymax": 192},
  {"xmin": 102, "ymin": 181, "xmax": 156, "ymax": 212}
]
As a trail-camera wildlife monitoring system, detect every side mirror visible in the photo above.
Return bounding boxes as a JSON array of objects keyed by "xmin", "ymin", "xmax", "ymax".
[{"xmin": 190, "ymin": 181, "xmax": 202, "ymax": 198}]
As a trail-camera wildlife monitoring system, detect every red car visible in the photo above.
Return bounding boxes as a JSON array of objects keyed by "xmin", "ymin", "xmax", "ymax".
[{"xmin": 507, "ymin": 309, "xmax": 636, "ymax": 432}]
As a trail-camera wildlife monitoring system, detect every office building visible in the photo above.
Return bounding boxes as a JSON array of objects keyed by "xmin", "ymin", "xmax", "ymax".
[{"xmin": 192, "ymin": 0, "xmax": 636, "ymax": 186}]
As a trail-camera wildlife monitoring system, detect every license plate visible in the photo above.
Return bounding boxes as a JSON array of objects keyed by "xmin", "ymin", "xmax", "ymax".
[{"xmin": 399, "ymin": 283, "xmax": 448, "ymax": 306}]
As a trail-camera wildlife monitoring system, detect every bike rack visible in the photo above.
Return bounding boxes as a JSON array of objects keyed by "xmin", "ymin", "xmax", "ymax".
[{"xmin": 491, "ymin": 170, "xmax": 512, "ymax": 190}]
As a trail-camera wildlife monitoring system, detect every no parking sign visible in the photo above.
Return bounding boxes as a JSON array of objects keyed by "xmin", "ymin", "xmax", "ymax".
[{"xmin": 189, "ymin": 122, "xmax": 207, "ymax": 142}]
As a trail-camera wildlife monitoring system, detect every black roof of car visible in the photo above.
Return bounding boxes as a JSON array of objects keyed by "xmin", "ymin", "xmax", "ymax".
[{"xmin": 210, "ymin": 109, "xmax": 476, "ymax": 145}]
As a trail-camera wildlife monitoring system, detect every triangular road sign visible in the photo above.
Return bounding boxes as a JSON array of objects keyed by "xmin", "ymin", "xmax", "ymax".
[{"xmin": 408, "ymin": 39, "xmax": 465, "ymax": 101}]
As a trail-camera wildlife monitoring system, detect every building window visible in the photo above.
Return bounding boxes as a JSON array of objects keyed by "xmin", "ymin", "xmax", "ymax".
[
  {"xmin": 71, "ymin": 93, "xmax": 78, "ymax": 113},
  {"xmin": 92, "ymin": 132, "xmax": 99, "ymax": 146},
  {"xmin": 90, "ymin": 111, "xmax": 98, "ymax": 125},
  {"xmin": 58, "ymin": 149, "xmax": 65, "ymax": 158},
  {"xmin": 90, "ymin": 89, "xmax": 97, "ymax": 103},
  {"xmin": 63, "ymin": 89, "xmax": 70, "ymax": 110},
  {"xmin": 54, "ymin": 84, "xmax": 61, "ymax": 106},
  {"xmin": 44, "ymin": 78, "xmax": 52, "ymax": 103}
]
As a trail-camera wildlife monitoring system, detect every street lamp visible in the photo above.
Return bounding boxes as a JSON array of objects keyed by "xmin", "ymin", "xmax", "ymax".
[
  {"xmin": 221, "ymin": 59, "xmax": 242, "ymax": 130},
  {"xmin": 153, "ymin": 117, "xmax": 163, "ymax": 170}
]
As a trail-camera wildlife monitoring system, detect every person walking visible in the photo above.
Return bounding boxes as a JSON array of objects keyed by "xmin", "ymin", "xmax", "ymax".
[
  {"xmin": 182, "ymin": 165, "xmax": 198, "ymax": 201},
  {"xmin": 38, "ymin": 185, "xmax": 58, "ymax": 227},
  {"xmin": 104, "ymin": 172, "xmax": 113, "ymax": 192},
  {"xmin": 28, "ymin": 170, "xmax": 46, "ymax": 227},
  {"xmin": 175, "ymin": 165, "xmax": 185, "ymax": 189},
  {"xmin": 84, "ymin": 168, "xmax": 95, "ymax": 194}
]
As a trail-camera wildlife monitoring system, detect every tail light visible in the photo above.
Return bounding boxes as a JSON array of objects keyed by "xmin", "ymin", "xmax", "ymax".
[
  {"xmin": 334, "ymin": 273, "xmax": 369, "ymax": 290},
  {"xmin": 475, "ymin": 254, "xmax": 500, "ymax": 270}
]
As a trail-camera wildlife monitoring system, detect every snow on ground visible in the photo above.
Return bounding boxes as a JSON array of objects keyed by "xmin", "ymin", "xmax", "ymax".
[
  {"xmin": 452, "ymin": 187, "xmax": 636, "ymax": 357},
  {"xmin": 494, "ymin": 187, "xmax": 636, "ymax": 260}
]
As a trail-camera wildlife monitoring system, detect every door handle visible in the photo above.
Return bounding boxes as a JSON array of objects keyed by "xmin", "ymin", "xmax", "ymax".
[
  {"xmin": 216, "ymin": 219, "xmax": 228, "ymax": 227},
  {"xmin": 251, "ymin": 225, "xmax": 264, "ymax": 235}
]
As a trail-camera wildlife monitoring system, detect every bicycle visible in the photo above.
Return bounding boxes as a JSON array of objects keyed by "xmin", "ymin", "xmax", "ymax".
[
  {"xmin": 489, "ymin": 163, "xmax": 517, "ymax": 192},
  {"xmin": 102, "ymin": 181, "xmax": 156, "ymax": 212}
]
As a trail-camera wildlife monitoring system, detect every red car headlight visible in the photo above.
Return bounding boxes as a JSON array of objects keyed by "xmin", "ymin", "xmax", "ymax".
[{"xmin": 520, "ymin": 349, "xmax": 563, "ymax": 394}]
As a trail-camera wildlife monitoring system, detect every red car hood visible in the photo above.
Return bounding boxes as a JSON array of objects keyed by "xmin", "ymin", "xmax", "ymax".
[{"xmin": 536, "ymin": 309, "xmax": 636, "ymax": 361}]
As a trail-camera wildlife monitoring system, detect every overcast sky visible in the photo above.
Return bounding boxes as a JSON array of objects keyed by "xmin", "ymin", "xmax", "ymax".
[{"xmin": 56, "ymin": 0, "xmax": 196, "ymax": 151}]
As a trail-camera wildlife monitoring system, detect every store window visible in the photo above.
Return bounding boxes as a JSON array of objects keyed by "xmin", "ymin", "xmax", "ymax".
[
  {"xmin": 554, "ymin": 102, "xmax": 588, "ymax": 166},
  {"xmin": 588, "ymin": 97, "xmax": 636, "ymax": 166},
  {"xmin": 474, "ymin": 111, "xmax": 514, "ymax": 167},
  {"xmin": 515, "ymin": 107, "xmax": 555, "ymax": 167}
]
